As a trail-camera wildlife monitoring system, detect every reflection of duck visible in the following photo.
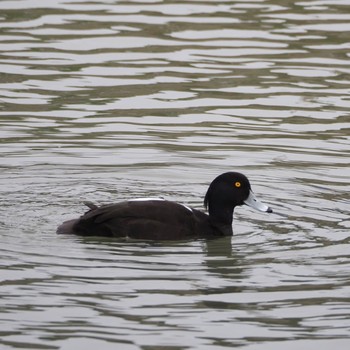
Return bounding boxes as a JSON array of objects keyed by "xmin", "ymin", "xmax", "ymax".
[
  {"xmin": 57, "ymin": 172, "xmax": 272, "ymax": 240},
  {"xmin": 202, "ymin": 236, "xmax": 245, "ymax": 292}
]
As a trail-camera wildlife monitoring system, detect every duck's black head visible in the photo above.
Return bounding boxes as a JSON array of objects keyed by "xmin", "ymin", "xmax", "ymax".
[{"xmin": 204, "ymin": 172, "xmax": 272, "ymax": 233}]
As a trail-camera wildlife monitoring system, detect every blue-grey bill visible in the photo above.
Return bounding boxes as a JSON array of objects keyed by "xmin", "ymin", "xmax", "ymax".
[{"xmin": 244, "ymin": 190, "xmax": 273, "ymax": 213}]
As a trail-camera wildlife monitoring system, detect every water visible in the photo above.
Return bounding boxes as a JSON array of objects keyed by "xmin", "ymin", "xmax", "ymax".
[{"xmin": 1, "ymin": 0, "xmax": 350, "ymax": 349}]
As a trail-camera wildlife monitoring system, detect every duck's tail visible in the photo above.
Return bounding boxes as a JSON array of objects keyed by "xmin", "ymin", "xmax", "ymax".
[
  {"xmin": 56, "ymin": 218, "xmax": 78, "ymax": 234},
  {"xmin": 57, "ymin": 201, "xmax": 99, "ymax": 234}
]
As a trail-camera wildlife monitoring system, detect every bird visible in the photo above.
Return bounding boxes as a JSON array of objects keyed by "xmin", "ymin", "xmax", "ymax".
[{"xmin": 56, "ymin": 172, "xmax": 272, "ymax": 240}]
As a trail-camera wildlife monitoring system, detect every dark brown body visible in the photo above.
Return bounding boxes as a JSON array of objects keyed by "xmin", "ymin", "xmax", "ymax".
[{"xmin": 57, "ymin": 200, "xmax": 230, "ymax": 240}]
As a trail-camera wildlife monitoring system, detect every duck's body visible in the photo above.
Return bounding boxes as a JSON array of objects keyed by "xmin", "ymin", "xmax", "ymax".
[
  {"xmin": 57, "ymin": 172, "xmax": 272, "ymax": 240},
  {"xmin": 57, "ymin": 199, "xmax": 219, "ymax": 240}
]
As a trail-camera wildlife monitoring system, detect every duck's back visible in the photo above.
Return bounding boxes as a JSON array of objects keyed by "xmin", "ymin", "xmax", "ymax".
[{"xmin": 58, "ymin": 199, "xmax": 211, "ymax": 240}]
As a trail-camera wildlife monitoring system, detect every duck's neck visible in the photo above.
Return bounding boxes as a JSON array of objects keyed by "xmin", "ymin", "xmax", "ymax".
[{"xmin": 208, "ymin": 201, "xmax": 234, "ymax": 236}]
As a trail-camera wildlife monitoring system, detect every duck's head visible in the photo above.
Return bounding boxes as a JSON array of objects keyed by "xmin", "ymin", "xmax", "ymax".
[{"xmin": 204, "ymin": 172, "xmax": 272, "ymax": 228}]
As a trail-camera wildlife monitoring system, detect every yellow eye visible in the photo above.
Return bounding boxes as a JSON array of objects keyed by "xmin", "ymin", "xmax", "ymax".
[{"xmin": 235, "ymin": 182, "xmax": 241, "ymax": 188}]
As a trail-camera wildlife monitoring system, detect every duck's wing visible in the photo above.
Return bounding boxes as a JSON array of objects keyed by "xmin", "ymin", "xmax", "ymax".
[
  {"xmin": 83, "ymin": 201, "xmax": 99, "ymax": 210},
  {"xmin": 73, "ymin": 200, "xmax": 196, "ymax": 239}
]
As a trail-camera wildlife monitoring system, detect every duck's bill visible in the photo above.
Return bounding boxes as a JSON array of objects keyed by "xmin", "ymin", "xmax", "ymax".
[{"xmin": 244, "ymin": 190, "xmax": 273, "ymax": 213}]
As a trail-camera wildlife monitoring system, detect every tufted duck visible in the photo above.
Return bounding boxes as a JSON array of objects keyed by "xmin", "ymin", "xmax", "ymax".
[{"xmin": 57, "ymin": 172, "xmax": 272, "ymax": 240}]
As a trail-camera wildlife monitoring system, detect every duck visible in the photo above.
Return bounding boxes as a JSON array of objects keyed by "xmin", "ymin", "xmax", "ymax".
[{"xmin": 56, "ymin": 172, "xmax": 272, "ymax": 240}]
